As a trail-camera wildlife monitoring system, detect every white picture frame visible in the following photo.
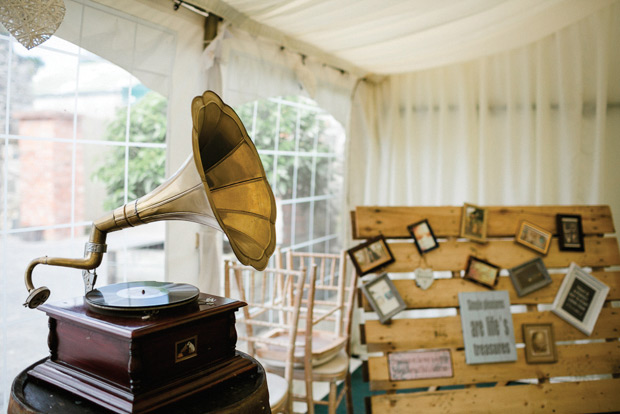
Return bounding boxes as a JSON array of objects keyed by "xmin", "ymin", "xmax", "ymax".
[{"xmin": 551, "ymin": 263, "xmax": 609, "ymax": 336}]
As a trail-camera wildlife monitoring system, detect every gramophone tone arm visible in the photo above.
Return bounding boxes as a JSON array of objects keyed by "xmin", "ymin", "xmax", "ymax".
[{"xmin": 23, "ymin": 226, "xmax": 108, "ymax": 309}]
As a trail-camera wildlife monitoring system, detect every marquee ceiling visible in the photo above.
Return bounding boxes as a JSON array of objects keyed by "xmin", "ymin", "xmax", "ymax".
[{"xmin": 195, "ymin": 0, "xmax": 616, "ymax": 76}]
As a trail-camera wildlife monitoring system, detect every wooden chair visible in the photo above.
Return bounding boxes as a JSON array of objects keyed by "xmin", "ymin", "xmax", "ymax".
[
  {"xmin": 224, "ymin": 260, "xmax": 313, "ymax": 414},
  {"xmin": 270, "ymin": 249, "xmax": 357, "ymax": 414}
]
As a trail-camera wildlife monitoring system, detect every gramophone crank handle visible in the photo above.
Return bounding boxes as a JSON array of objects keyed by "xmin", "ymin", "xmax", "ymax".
[{"xmin": 23, "ymin": 226, "xmax": 108, "ymax": 309}]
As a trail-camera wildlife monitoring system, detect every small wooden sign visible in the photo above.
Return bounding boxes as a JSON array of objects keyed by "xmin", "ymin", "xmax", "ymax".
[{"xmin": 388, "ymin": 349, "xmax": 453, "ymax": 381}]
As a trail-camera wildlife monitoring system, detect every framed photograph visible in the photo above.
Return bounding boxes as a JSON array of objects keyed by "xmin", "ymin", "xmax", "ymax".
[
  {"xmin": 360, "ymin": 273, "xmax": 406, "ymax": 324},
  {"xmin": 508, "ymin": 257, "xmax": 552, "ymax": 297},
  {"xmin": 388, "ymin": 349, "xmax": 453, "ymax": 381},
  {"xmin": 557, "ymin": 214, "xmax": 584, "ymax": 251},
  {"xmin": 515, "ymin": 221, "xmax": 552, "ymax": 255},
  {"xmin": 463, "ymin": 256, "xmax": 500, "ymax": 289},
  {"xmin": 551, "ymin": 263, "xmax": 609, "ymax": 336},
  {"xmin": 347, "ymin": 235, "xmax": 395, "ymax": 276},
  {"xmin": 408, "ymin": 219, "xmax": 439, "ymax": 255},
  {"xmin": 522, "ymin": 323, "xmax": 557, "ymax": 364},
  {"xmin": 460, "ymin": 203, "xmax": 488, "ymax": 243}
]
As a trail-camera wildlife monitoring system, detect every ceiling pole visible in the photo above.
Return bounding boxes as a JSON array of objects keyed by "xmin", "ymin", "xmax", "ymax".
[{"xmin": 204, "ymin": 13, "xmax": 219, "ymax": 49}]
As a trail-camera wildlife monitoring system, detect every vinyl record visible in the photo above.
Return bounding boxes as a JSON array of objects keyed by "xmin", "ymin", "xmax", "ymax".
[{"xmin": 85, "ymin": 281, "xmax": 200, "ymax": 311}]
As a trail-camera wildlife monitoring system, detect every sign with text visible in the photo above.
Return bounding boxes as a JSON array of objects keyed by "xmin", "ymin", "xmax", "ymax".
[
  {"xmin": 388, "ymin": 349, "xmax": 453, "ymax": 381},
  {"xmin": 458, "ymin": 290, "xmax": 517, "ymax": 364}
]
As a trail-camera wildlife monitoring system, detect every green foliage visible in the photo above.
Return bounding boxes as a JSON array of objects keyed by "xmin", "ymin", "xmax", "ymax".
[
  {"xmin": 93, "ymin": 92, "xmax": 167, "ymax": 211},
  {"xmin": 235, "ymin": 96, "xmax": 341, "ymax": 200}
]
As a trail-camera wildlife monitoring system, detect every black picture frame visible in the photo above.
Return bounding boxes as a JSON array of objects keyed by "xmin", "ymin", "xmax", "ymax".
[
  {"xmin": 347, "ymin": 235, "xmax": 395, "ymax": 276},
  {"xmin": 360, "ymin": 273, "xmax": 406, "ymax": 324},
  {"xmin": 408, "ymin": 219, "xmax": 439, "ymax": 255},
  {"xmin": 557, "ymin": 214, "xmax": 585, "ymax": 252},
  {"xmin": 463, "ymin": 256, "xmax": 501, "ymax": 289},
  {"xmin": 508, "ymin": 257, "xmax": 552, "ymax": 297}
]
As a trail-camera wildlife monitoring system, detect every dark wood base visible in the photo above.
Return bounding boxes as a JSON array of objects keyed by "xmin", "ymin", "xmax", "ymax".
[
  {"xmin": 10, "ymin": 354, "xmax": 271, "ymax": 414},
  {"xmin": 25, "ymin": 293, "xmax": 254, "ymax": 413},
  {"xmin": 28, "ymin": 354, "xmax": 256, "ymax": 413}
]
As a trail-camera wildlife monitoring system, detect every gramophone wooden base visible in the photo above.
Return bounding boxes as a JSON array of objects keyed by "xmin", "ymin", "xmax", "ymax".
[
  {"xmin": 28, "ymin": 354, "xmax": 256, "ymax": 413},
  {"xmin": 10, "ymin": 355, "xmax": 270, "ymax": 414},
  {"xmin": 26, "ymin": 293, "xmax": 254, "ymax": 413}
]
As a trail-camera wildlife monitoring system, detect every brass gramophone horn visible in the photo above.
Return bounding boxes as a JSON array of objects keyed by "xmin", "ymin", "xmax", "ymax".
[{"xmin": 23, "ymin": 91, "xmax": 277, "ymax": 309}]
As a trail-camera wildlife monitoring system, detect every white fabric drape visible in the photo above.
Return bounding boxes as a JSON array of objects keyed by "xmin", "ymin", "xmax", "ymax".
[
  {"xmin": 193, "ymin": 0, "xmax": 616, "ymax": 76},
  {"xmin": 206, "ymin": 25, "xmax": 358, "ymax": 126},
  {"xmin": 347, "ymin": 2, "xmax": 620, "ymax": 224}
]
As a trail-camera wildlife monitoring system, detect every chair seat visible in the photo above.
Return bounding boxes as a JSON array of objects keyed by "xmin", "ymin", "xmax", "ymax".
[
  {"xmin": 266, "ymin": 372, "xmax": 288, "ymax": 412},
  {"xmin": 256, "ymin": 330, "xmax": 346, "ymax": 367}
]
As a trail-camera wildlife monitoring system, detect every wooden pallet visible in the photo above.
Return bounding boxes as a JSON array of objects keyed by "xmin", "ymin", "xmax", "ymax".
[{"xmin": 354, "ymin": 205, "xmax": 620, "ymax": 414}]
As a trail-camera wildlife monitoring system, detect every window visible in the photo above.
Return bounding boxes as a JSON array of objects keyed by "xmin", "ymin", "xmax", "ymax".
[
  {"xmin": 0, "ymin": 32, "xmax": 167, "ymax": 409},
  {"xmin": 235, "ymin": 96, "xmax": 346, "ymax": 257}
]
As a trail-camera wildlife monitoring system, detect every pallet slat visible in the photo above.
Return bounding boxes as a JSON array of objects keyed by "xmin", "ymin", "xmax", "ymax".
[
  {"xmin": 382, "ymin": 237, "xmax": 620, "ymax": 273},
  {"xmin": 364, "ymin": 308, "xmax": 620, "ymax": 352},
  {"xmin": 360, "ymin": 271, "xmax": 620, "ymax": 310},
  {"xmin": 355, "ymin": 205, "xmax": 615, "ymax": 239},
  {"xmin": 367, "ymin": 342, "xmax": 620, "ymax": 391},
  {"xmin": 368, "ymin": 378, "xmax": 620, "ymax": 414}
]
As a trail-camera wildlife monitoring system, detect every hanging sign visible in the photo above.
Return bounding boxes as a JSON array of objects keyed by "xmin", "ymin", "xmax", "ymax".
[
  {"xmin": 458, "ymin": 290, "xmax": 517, "ymax": 364},
  {"xmin": 415, "ymin": 268, "xmax": 434, "ymax": 290}
]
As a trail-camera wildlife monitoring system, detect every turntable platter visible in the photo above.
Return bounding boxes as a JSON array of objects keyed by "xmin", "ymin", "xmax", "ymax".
[{"xmin": 85, "ymin": 281, "xmax": 200, "ymax": 311}]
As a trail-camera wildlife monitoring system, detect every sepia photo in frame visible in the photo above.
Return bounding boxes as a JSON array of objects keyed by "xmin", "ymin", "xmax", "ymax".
[
  {"xmin": 523, "ymin": 323, "xmax": 557, "ymax": 364},
  {"xmin": 347, "ymin": 235, "xmax": 395, "ymax": 276},
  {"xmin": 463, "ymin": 256, "xmax": 501, "ymax": 289},
  {"xmin": 516, "ymin": 220, "xmax": 552, "ymax": 255},
  {"xmin": 360, "ymin": 273, "xmax": 406, "ymax": 324},
  {"xmin": 408, "ymin": 219, "xmax": 439, "ymax": 255},
  {"xmin": 460, "ymin": 203, "xmax": 488, "ymax": 243}
]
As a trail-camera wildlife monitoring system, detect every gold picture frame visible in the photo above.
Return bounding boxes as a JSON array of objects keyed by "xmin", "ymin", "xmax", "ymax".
[
  {"xmin": 460, "ymin": 203, "xmax": 488, "ymax": 243},
  {"xmin": 516, "ymin": 221, "xmax": 552, "ymax": 255},
  {"xmin": 523, "ymin": 323, "xmax": 557, "ymax": 364}
]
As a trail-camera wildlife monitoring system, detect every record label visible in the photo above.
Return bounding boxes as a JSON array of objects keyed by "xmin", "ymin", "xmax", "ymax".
[{"xmin": 85, "ymin": 281, "xmax": 200, "ymax": 311}]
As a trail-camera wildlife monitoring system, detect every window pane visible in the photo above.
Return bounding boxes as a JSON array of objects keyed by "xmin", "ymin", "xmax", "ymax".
[
  {"xmin": 0, "ymin": 35, "xmax": 8, "ymax": 133},
  {"xmin": 12, "ymin": 140, "xmax": 74, "ymax": 231},
  {"xmin": 278, "ymin": 103, "xmax": 297, "ymax": 152},
  {"xmin": 254, "ymin": 100, "xmax": 278, "ymax": 149},
  {"xmin": 296, "ymin": 156, "xmax": 313, "ymax": 199},
  {"xmin": 10, "ymin": 41, "xmax": 78, "ymax": 138},
  {"xmin": 294, "ymin": 202, "xmax": 311, "ymax": 246},
  {"xmin": 313, "ymin": 199, "xmax": 328, "ymax": 240},
  {"xmin": 275, "ymin": 155, "xmax": 294, "ymax": 199}
]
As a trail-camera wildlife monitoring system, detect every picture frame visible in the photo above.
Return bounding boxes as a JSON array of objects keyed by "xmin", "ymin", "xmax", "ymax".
[
  {"xmin": 460, "ymin": 203, "xmax": 488, "ymax": 243},
  {"xmin": 360, "ymin": 273, "xmax": 406, "ymax": 324},
  {"xmin": 347, "ymin": 235, "xmax": 395, "ymax": 276},
  {"xmin": 463, "ymin": 256, "xmax": 501, "ymax": 289},
  {"xmin": 522, "ymin": 323, "xmax": 557, "ymax": 364},
  {"xmin": 515, "ymin": 221, "xmax": 552, "ymax": 255},
  {"xmin": 557, "ymin": 214, "xmax": 585, "ymax": 252},
  {"xmin": 408, "ymin": 219, "xmax": 439, "ymax": 255},
  {"xmin": 508, "ymin": 257, "xmax": 552, "ymax": 297},
  {"xmin": 551, "ymin": 263, "xmax": 609, "ymax": 336}
]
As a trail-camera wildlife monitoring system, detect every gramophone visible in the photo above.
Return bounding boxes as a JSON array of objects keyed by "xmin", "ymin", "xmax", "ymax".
[{"xmin": 19, "ymin": 91, "xmax": 276, "ymax": 413}]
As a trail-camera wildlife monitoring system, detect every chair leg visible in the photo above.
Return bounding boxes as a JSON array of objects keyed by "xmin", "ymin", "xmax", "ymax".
[
  {"xmin": 328, "ymin": 381, "xmax": 338, "ymax": 414},
  {"xmin": 345, "ymin": 370, "xmax": 354, "ymax": 414},
  {"xmin": 305, "ymin": 372, "xmax": 315, "ymax": 414}
]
